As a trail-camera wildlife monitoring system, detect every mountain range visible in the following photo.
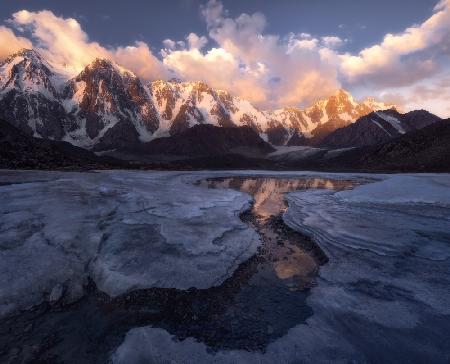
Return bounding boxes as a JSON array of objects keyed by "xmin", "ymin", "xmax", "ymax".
[
  {"xmin": 0, "ymin": 48, "xmax": 448, "ymax": 172},
  {"xmin": 0, "ymin": 48, "xmax": 394, "ymax": 151}
]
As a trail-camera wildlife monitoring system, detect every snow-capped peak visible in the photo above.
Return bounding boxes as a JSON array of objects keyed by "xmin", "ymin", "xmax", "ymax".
[
  {"xmin": 82, "ymin": 58, "xmax": 137, "ymax": 81},
  {"xmin": 0, "ymin": 48, "xmax": 400, "ymax": 150},
  {"xmin": 0, "ymin": 48, "xmax": 60, "ymax": 98}
]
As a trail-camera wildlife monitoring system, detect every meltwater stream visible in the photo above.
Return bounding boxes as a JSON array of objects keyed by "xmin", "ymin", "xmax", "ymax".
[{"xmin": 0, "ymin": 176, "xmax": 359, "ymax": 364}]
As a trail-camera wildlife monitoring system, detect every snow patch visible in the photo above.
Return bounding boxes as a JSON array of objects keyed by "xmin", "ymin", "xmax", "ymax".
[{"xmin": 376, "ymin": 111, "xmax": 405, "ymax": 134}]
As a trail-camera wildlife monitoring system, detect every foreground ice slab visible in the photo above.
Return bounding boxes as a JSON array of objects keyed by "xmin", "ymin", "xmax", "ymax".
[
  {"xmin": 0, "ymin": 170, "xmax": 259, "ymax": 316},
  {"xmin": 112, "ymin": 173, "xmax": 450, "ymax": 363}
]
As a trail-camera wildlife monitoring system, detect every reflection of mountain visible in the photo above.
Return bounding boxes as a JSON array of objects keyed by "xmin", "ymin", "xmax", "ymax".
[
  {"xmin": 202, "ymin": 177, "xmax": 353, "ymax": 219},
  {"xmin": 273, "ymin": 244, "xmax": 317, "ymax": 286},
  {"xmin": 203, "ymin": 176, "xmax": 358, "ymax": 291}
]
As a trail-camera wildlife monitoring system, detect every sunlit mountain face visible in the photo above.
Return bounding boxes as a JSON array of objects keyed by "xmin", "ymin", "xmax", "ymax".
[
  {"xmin": 0, "ymin": 0, "xmax": 449, "ymax": 118},
  {"xmin": 0, "ymin": 48, "xmax": 395, "ymax": 150},
  {"xmin": 0, "ymin": 0, "xmax": 447, "ymax": 166}
]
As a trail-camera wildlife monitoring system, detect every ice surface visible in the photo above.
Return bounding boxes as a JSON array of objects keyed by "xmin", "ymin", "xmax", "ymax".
[
  {"xmin": 284, "ymin": 174, "xmax": 450, "ymax": 260},
  {"xmin": 1, "ymin": 170, "xmax": 449, "ymax": 362},
  {"xmin": 0, "ymin": 170, "xmax": 259, "ymax": 316},
  {"xmin": 112, "ymin": 172, "xmax": 450, "ymax": 363}
]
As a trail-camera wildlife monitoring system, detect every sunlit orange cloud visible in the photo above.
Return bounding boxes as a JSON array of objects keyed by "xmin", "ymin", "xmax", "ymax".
[
  {"xmin": 0, "ymin": 0, "xmax": 449, "ymax": 116},
  {"xmin": 0, "ymin": 26, "xmax": 32, "ymax": 59},
  {"xmin": 8, "ymin": 10, "xmax": 168, "ymax": 80}
]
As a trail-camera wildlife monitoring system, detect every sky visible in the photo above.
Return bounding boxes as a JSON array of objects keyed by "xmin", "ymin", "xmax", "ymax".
[{"xmin": 0, "ymin": 0, "xmax": 449, "ymax": 117}]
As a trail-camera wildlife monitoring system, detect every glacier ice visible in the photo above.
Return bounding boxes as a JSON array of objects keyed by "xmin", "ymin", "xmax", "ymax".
[
  {"xmin": 1, "ymin": 170, "xmax": 449, "ymax": 362},
  {"xmin": 0, "ymin": 170, "xmax": 259, "ymax": 316},
  {"xmin": 111, "ymin": 172, "xmax": 450, "ymax": 363}
]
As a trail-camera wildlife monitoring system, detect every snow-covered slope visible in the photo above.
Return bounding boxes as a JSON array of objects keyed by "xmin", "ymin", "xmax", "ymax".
[
  {"xmin": 0, "ymin": 49, "xmax": 73, "ymax": 140},
  {"xmin": 149, "ymin": 82, "xmax": 395, "ymax": 146},
  {"xmin": 0, "ymin": 48, "xmax": 395, "ymax": 150},
  {"xmin": 63, "ymin": 58, "xmax": 159, "ymax": 149}
]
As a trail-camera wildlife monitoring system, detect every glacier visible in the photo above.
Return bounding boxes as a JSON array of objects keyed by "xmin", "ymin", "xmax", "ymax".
[
  {"xmin": 1, "ymin": 170, "xmax": 449, "ymax": 363},
  {"xmin": 110, "ymin": 172, "xmax": 450, "ymax": 363},
  {"xmin": 0, "ymin": 170, "xmax": 260, "ymax": 316}
]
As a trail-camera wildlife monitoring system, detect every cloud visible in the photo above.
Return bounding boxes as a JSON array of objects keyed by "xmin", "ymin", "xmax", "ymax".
[
  {"xmin": 11, "ymin": 10, "xmax": 108, "ymax": 72},
  {"xmin": 321, "ymin": 36, "xmax": 344, "ymax": 48},
  {"xmin": 163, "ymin": 0, "xmax": 340, "ymax": 107},
  {"xmin": 113, "ymin": 42, "xmax": 168, "ymax": 80},
  {"xmin": 339, "ymin": 0, "xmax": 450, "ymax": 87},
  {"xmin": 378, "ymin": 73, "xmax": 450, "ymax": 117},
  {"xmin": 186, "ymin": 33, "xmax": 208, "ymax": 50},
  {"xmin": 7, "ymin": 10, "xmax": 167, "ymax": 80},
  {"xmin": 0, "ymin": 26, "xmax": 32, "ymax": 59},
  {"xmin": 0, "ymin": 1, "xmax": 449, "ymax": 116}
]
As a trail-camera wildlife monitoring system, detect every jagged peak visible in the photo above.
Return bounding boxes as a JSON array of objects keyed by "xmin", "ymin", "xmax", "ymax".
[
  {"xmin": 85, "ymin": 57, "xmax": 136, "ymax": 78},
  {"xmin": 10, "ymin": 48, "xmax": 42, "ymax": 59},
  {"xmin": 2, "ymin": 48, "xmax": 46, "ymax": 66}
]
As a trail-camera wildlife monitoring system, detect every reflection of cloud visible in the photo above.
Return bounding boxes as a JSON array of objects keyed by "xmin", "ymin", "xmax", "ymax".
[{"xmin": 273, "ymin": 245, "xmax": 316, "ymax": 286}]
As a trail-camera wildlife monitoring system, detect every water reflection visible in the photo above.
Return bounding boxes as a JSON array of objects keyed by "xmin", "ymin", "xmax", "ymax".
[
  {"xmin": 0, "ymin": 176, "xmax": 361, "ymax": 362},
  {"xmin": 201, "ymin": 177, "xmax": 357, "ymax": 288},
  {"xmin": 199, "ymin": 177, "xmax": 353, "ymax": 219}
]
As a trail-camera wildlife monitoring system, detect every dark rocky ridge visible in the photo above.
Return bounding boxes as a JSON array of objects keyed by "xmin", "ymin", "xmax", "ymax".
[
  {"xmin": 131, "ymin": 124, "xmax": 275, "ymax": 157},
  {"xmin": 329, "ymin": 119, "xmax": 450, "ymax": 172},
  {"xmin": 281, "ymin": 119, "xmax": 450, "ymax": 172},
  {"xmin": 0, "ymin": 119, "xmax": 124, "ymax": 169},
  {"xmin": 320, "ymin": 109, "xmax": 441, "ymax": 149}
]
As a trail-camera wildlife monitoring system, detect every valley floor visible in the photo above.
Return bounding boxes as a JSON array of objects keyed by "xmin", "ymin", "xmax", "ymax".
[{"xmin": 0, "ymin": 170, "xmax": 449, "ymax": 363}]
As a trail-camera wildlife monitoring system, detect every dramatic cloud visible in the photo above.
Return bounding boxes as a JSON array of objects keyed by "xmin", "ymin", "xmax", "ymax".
[
  {"xmin": 339, "ymin": 0, "xmax": 450, "ymax": 87},
  {"xmin": 10, "ymin": 10, "xmax": 109, "ymax": 72},
  {"xmin": 6, "ymin": 10, "xmax": 167, "ymax": 79},
  {"xmin": 0, "ymin": 1, "xmax": 449, "ymax": 116},
  {"xmin": 163, "ymin": 0, "xmax": 340, "ymax": 107},
  {"xmin": 113, "ymin": 42, "xmax": 168, "ymax": 80},
  {"xmin": 0, "ymin": 26, "xmax": 32, "ymax": 59}
]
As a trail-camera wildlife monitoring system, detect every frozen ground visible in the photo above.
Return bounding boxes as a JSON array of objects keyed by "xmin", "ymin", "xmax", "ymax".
[
  {"xmin": 0, "ymin": 170, "xmax": 260, "ymax": 317},
  {"xmin": 0, "ymin": 170, "xmax": 449, "ymax": 363},
  {"xmin": 111, "ymin": 172, "xmax": 450, "ymax": 363}
]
